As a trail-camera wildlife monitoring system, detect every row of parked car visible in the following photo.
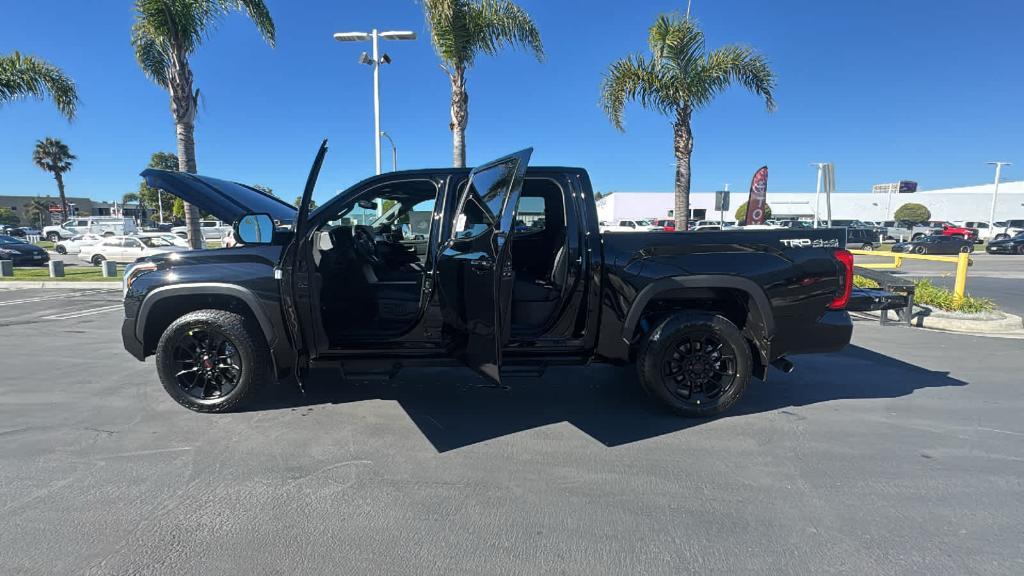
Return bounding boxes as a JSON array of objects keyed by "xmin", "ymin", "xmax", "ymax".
[{"xmin": 54, "ymin": 232, "xmax": 192, "ymax": 265}]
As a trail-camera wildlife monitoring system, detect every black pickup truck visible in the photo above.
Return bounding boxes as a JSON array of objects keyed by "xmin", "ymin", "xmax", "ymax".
[{"xmin": 122, "ymin": 142, "xmax": 866, "ymax": 417}]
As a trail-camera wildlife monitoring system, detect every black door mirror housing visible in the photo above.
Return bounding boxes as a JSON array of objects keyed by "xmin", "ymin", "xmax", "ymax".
[{"xmin": 236, "ymin": 213, "xmax": 274, "ymax": 245}]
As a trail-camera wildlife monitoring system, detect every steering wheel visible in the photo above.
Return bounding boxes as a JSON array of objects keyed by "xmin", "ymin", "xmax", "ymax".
[{"xmin": 353, "ymin": 226, "xmax": 379, "ymax": 263}]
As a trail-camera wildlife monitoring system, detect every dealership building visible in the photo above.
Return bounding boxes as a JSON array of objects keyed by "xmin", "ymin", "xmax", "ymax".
[{"xmin": 595, "ymin": 181, "xmax": 1024, "ymax": 224}]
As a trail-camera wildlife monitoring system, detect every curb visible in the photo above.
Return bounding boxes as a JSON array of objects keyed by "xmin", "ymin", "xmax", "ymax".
[
  {"xmin": 912, "ymin": 310, "xmax": 1024, "ymax": 333},
  {"xmin": 0, "ymin": 281, "xmax": 120, "ymax": 289},
  {"xmin": 859, "ymin": 308, "xmax": 1024, "ymax": 334}
]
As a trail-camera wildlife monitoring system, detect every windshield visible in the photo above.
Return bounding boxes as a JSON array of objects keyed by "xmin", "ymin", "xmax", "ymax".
[
  {"xmin": 634, "ymin": 219, "xmax": 651, "ymax": 226},
  {"xmin": 139, "ymin": 237, "xmax": 173, "ymax": 248}
]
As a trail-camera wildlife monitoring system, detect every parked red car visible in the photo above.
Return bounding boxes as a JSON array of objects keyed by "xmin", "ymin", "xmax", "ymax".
[
  {"xmin": 652, "ymin": 219, "xmax": 676, "ymax": 231},
  {"xmin": 929, "ymin": 221, "xmax": 979, "ymax": 242}
]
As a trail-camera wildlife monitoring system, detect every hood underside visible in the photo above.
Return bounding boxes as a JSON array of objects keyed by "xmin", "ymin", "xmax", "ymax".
[{"xmin": 140, "ymin": 169, "xmax": 297, "ymax": 225}]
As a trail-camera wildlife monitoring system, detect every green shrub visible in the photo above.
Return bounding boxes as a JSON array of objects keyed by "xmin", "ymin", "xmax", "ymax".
[
  {"xmin": 852, "ymin": 276, "xmax": 994, "ymax": 313},
  {"xmin": 893, "ymin": 203, "xmax": 930, "ymax": 223}
]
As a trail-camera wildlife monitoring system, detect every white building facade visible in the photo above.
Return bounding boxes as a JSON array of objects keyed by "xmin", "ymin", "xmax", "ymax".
[{"xmin": 595, "ymin": 181, "xmax": 1024, "ymax": 224}]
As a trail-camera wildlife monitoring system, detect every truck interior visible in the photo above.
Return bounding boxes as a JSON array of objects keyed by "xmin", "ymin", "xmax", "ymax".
[{"xmin": 311, "ymin": 177, "xmax": 571, "ymax": 347}]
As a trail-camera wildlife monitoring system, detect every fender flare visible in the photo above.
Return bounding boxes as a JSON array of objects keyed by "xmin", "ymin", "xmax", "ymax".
[
  {"xmin": 621, "ymin": 275, "xmax": 775, "ymax": 344},
  {"xmin": 135, "ymin": 283, "xmax": 277, "ymax": 347}
]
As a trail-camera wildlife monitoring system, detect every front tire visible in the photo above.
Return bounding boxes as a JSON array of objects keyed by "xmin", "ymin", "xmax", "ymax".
[
  {"xmin": 47, "ymin": 232, "xmax": 61, "ymax": 242},
  {"xmin": 55, "ymin": 245, "xmax": 67, "ymax": 255},
  {"xmin": 637, "ymin": 312, "xmax": 752, "ymax": 417},
  {"xmin": 915, "ymin": 245, "xmax": 928, "ymax": 255},
  {"xmin": 860, "ymin": 243, "xmax": 874, "ymax": 251},
  {"xmin": 91, "ymin": 254, "xmax": 105, "ymax": 266},
  {"xmin": 959, "ymin": 245, "xmax": 971, "ymax": 253},
  {"xmin": 155, "ymin": 309, "xmax": 271, "ymax": 413}
]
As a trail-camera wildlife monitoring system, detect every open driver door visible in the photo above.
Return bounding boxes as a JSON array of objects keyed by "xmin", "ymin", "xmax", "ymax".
[{"xmin": 436, "ymin": 149, "xmax": 533, "ymax": 385}]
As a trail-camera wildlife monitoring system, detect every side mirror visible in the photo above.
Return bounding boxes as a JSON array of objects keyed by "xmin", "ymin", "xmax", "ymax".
[{"xmin": 235, "ymin": 213, "xmax": 274, "ymax": 245}]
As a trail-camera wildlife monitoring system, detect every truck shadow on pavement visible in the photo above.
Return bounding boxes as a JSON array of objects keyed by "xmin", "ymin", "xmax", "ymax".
[{"xmin": 244, "ymin": 344, "xmax": 966, "ymax": 452}]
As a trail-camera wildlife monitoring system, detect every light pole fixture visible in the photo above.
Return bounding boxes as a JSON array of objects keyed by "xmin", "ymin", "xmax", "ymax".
[
  {"xmin": 987, "ymin": 161, "xmax": 1011, "ymax": 232},
  {"xmin": 334, "ymin": 29, "xmax": 416, "ymax": 175},
  {"xmin": 380, "ymin": 130, "xmax": 397, "ymax": 172}
]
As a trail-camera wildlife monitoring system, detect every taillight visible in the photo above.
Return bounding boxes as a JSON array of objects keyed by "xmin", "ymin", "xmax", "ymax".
[{"xmin": 829, "ymin": 249, "xmax": 854, "ymax": 310}]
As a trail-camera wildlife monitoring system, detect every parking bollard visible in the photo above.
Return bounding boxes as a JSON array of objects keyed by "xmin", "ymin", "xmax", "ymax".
[
  {"xmin": 0, "ymin": 260, "xmax": 12, "ymax": 277},
  {"xmin": 101, "ymin": 260, "xmax": 117, "ymax": 277},
  {"xmin": 49, "ymin": 260, "xmax": 65, "ymax": 278}
]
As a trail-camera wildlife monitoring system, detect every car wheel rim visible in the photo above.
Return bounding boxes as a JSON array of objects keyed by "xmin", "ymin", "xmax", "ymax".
[
  {"xmin": 171, "ymin": 326, "xmax": 242, "ymax": 401},
  {"xmin": 662, "ymin": 330, "xmax": 737, "ymax": 406}
]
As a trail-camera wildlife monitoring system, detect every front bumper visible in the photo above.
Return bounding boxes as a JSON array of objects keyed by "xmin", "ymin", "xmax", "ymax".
[{"xmin": 122, "ymin": 317, "xmax": 145, "ymax": 361}]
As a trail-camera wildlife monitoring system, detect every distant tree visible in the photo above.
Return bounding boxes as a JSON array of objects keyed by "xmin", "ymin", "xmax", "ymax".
[
  {"xmin": 0, "ymin": 51, "xmax": 78, "ymax": 120},
  {"xmin": 139, "ymin": 152, "xmax": 179, "ymax": 223},
  {"xmin": 253, "ymin": 184, "xmax": 274, "ymax": 196},
  {"xmin": 22, "ymin": 198, "xmax": 50, "ymax": 228},
  {"xmin": 132, "ymin": 0, "xmax": 276, "ymax": 248},
  {"xmin": 172, "ymin": 197, "xmax": 185, "ymax": 220},
  {"xmin": 601, "ymin": 14, "xmax": 776, "ymax": 232},
  {"xmin": 594, "ymin": 191, "xmax": 605, "ymax": 201},
  {"xmin": 293, "ymin": 196, "xmax": 317, "ymax": 210},
  {"xmin": 32, "ymin": 137, "xmax": 76, "ymax": 222},
  {"xmin": 0, "ymin": 207, "xmax": 20, "ymax": 226},
  {"xmin": 735, "ymin": 201, "xmax": 772, "ymax": 222},
  {"xmin": 122, "ymin": 191, "xmax": 141, "ymax": 205},
  {"xmin": 422, "ymin": 0, "xmax": 544, "ymax": 167},
  {"xmin": 894, "ymin": 203, "xmax": 930, "ymax": 223}
]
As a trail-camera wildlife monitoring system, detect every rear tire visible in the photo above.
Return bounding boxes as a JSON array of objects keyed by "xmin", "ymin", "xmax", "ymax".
[
  {"xmin": 155, "ymin": 309, "xmax": 271, "ymax": 413},
  {"xmin": 860, "ymin": 243, "xmax": 874, "ymax": 251},
  {"xmin": 1017, "ymin": 245, "xmax": 1024, "ymax": 255},
  {"xmin": 55, "ymin": 245, "xmax": 67, "ymax": 255},
  {"xmin": 915, "ymin": 246, "xmax": 928, "ymax": 255},
  {"xmin": 912, "ymin": 233, "xmax": 925, "ymax": 241},
  {"xmin": 47, "ymin": 232, "xmax": 61, "ymax": 242},
  {"xmin": 637, "ymin": 312, "xmax": 752, "ymax": 417},
  {"xmin": 91, "ymin": 254, "xmax": 105, "ymax": 266},
  {"xmin": 959, "ymin": 245, "xmax": 971, "ymax": 253}
]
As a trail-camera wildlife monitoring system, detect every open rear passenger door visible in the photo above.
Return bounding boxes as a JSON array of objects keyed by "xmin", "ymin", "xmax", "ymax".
[{"xmin": 436, "ymin": 149, "xmax": 533, "ymax": 384}]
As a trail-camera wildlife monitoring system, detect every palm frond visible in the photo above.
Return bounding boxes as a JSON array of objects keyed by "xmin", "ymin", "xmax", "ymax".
[
  {"xmin": 32, "ymin": 137, "xmax": 77, "ymax": 174},
  {"xmin": 0, "ymin": 51, "xmax": 79, "ymax": 120},
  {"xmin": 648, "ymin": 13, "xmax": 704, "ymax": 71},
  {"xmin": 694, "ymin": 44, "xmax": 777, "ymax": 112},
  {"xmin": 423, "ymin": 0, "xmax": 477, "ymax": 68},
  {"xmin": 472, "ymin": 0, "xmax": 544, "ymax": 61},
  {"xmin": 599, "ymin": 54, "xmax": 671, "ymax": 131},
  {"xmin": 131, "ymin": 0, "xmax": 276, "ymax": 88}
]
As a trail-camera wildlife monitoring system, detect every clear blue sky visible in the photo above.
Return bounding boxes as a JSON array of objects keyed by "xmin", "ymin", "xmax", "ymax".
[{"xmin": 2, "ymin": 0, "xmax": 1022, "ymax": 204}]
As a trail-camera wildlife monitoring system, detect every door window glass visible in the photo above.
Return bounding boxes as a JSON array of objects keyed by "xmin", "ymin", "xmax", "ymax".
[
  {"xmin": 453, "ymin": 158, "xmax": 518, "ymax": 240},
  {"xmin": 514, "ymin": 196, "xmax": 546, "ymax": 233}
]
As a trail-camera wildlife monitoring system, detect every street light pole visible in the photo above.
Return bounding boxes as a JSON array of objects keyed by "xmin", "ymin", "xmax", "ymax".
[
  {"xmin": 380, "ymin": 130, "xmax": 397, "ymax": 171},
  {"xmin": 987, "ymin": 161, "xmax": 1010, "ymax": 233},
  {"xmin": 811, "ymin": 162, "xmax": 825, "ymax": 228},
  {"xmin": 334, "ymin": 29, "xmax": 416, "ymax": 176}
]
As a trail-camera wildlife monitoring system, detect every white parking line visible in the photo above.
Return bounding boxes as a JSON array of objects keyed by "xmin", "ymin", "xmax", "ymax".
[
  {"xmin": 0, "ymin": 289, "xmax": 116, "ymax": 307},
  {"xmin": 42, "ymin": 304, "xmax": 124, "ymax": 320}
]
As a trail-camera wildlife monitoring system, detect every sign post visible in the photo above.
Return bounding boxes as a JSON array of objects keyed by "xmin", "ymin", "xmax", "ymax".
[{"xmin": 715, "ymin": 188, "xmax": 730, "ymax": 227}]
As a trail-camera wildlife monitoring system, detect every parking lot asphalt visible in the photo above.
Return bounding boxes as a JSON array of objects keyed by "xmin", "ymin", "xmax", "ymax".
[{"xmin": 1, "ymin": 286, "xmax": 1022, "ymax": 575}]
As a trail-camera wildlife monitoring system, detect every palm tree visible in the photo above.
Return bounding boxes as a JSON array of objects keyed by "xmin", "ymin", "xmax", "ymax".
[
  {"xmin": 422, "ymin": 0, "xmax": 544, "ymax": 167},
  {"xmin": 600, "ymin": 14, "xmax": 776, "ymax": 230},
  {"xmin": 22, "ymin": 198, "xmax": 51, "ymax": 229},
  {"xmin": 131, "ymin": 0, "xmax": 275, "ymax": 248},
  {"xmin": 32, "ymin": 138, "xmax": 76, "ymax": 223},
  {"xmin": 0, "ymin": 51, "xmax": 78, "ymax": 120}
]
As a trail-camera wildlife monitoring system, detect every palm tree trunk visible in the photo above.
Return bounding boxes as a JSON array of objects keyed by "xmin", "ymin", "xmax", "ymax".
[
  {"xmin": 673, "ymin": 106, "xmax": 694, "ymax": 231},
  {"xmin": 175, "ymin": 120, "xmax": 203, "ymax": 249},
  {"xmin": 450, "ymin": 67, "xmax": 468, "ymax": 168},
  {"xmin": 54, "ymin": 172, "xmax": 68, "ymax": 223}
]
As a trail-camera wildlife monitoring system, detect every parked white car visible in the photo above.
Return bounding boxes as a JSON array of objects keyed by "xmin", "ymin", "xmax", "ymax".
[
  {"xmin": 599, "ymin": 219, "xmax": 663, "ymax": 232},
  {"xmin": 170, "ymin": 220, "xmax": 230, "ymax": 240},
  {"xmin": 80, "ymin": 235, "xmax": 189, "ymax": 265},
  {"xmin": 54, "ymin": 233, "xmax": 105, "ymax": 255},
  {"xmin": 133, "ymin": 232, "xmax": 193, "ymax": 248}
]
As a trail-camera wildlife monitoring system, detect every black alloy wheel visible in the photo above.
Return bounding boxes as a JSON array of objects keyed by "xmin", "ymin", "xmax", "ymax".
[
  {"xmin": 959, "ymin": 245, "xmax": 971, "ymax": 253},
  {"xmin": 637, "ymin": 312, "xmax": 752, "ymax": 417},
  {"xmin": 170, "ymin": 326, "xmax": 242, "ymax": 401},
  {"xmin": 155, "ymin": 309, "xmax": 271, "ymax": 412},
  {"xmin": 662, "ymin": 330, "xmax": 739, "ymax": 405}
]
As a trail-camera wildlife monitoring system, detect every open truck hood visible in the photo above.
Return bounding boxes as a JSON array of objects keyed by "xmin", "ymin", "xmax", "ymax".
[{"xmin": 140, "ymin": 169, "xmax": 297, "ymax": 225}]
